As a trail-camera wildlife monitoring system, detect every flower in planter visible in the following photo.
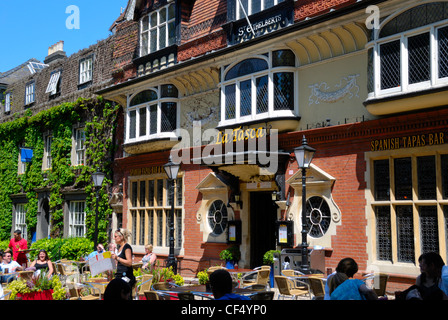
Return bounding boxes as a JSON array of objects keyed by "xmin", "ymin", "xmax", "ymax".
[{"xmin": 219, "ymin": 246, "xmax": 241, "ymax": 263}]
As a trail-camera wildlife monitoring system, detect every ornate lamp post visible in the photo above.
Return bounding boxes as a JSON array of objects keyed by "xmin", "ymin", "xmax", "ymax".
[
  {"xmin": 164, "ymin": 155, "xmax": 180, "ymax": 274},
  {"xmin": 293, "ymin": 136, "xmax": 316, "ymax": 274},
  {"xmin": 92, "ymin": 169, "xmax": 105, "ymax": 250}
]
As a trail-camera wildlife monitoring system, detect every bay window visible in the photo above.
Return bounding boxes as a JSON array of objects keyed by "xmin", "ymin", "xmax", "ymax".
[
  {"xmin": 126, "ymin": 84, "xmax": 179, "ymax": 143},
  {"xmin": 220, "ymin": 49, "xmax": 297, "ymax": 126},
  {"xmin": 368, "ymin": 2, "xmax": 448, "ymax": 98}
]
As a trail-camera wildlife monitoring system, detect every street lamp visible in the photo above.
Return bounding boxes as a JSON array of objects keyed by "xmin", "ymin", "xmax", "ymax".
[
  {"xmin": 164, "ymin": 155, "xmax": 180, "ymax": 274},
  {"xmin": 293, "ymin": 136, "xmax": 316, "ymax": 274},
  {"xmin": 92, "ymin": 169, "xmax": 105, "ymax": 250}
]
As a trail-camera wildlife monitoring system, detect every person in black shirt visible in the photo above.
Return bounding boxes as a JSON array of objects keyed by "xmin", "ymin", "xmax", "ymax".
[{"xmin": 111, "ymin": 228, "xmax": 135, "ymax": 298}]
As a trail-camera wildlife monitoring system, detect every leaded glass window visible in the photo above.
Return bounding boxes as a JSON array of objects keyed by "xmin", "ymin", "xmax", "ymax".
[
  {"xmin": 376, "ymin": 206, "xmax": 392, "ymax": 261},
  {"xmin": 417, "ymin": 156, "xmax": 436, "ymax": 200},
  {"xmin": 397, "ymin": 206, "xmax": 415, "ymax": 263},
  {"xmin": 394, "ymin": 158, "xmax": 412, "ymax": 200},
  {"xmin": 372, "ymin": 153, "xmax": 448, "ymax": 265},
  {"xmin": 371, "ymin": 3, "xmax": 448, "ymax": 97},
  {"xmin": 420, "ymin": 206, "xmax": 439, "ymax": 254}
]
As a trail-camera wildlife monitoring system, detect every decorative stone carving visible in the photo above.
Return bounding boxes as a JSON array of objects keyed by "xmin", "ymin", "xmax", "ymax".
[{"xmin": 308, "ymin": 74, "xmax": 360, "ymax": 105}]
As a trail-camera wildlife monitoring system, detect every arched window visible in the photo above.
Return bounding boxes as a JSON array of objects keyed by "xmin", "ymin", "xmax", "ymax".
[
  {"xmin": 220, "ymin": 49, "xmax": 297, "ymax": 126},
  {"xmin": 368, "ymin": 2, "xmax": 448, "ymax": 98},
  {"xmin": 126, "ymin": 84, "xmax": 179, "ymax": 142}
]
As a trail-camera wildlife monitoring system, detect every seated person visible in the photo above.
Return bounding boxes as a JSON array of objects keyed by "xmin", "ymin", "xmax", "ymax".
[
  {"xmin": 0, "ymin": 251, "xmax": 23, "ymax": 284},
  {"xmin": 141, "ymin": 244, "xmax": 157, "ymax": 270},
  {"xmin": 209, "ymin": 269, "xmax": 250, "ymax": 300},
  {"xmin": 85, "ymin": 244, "xmax": 105, "ymax": 260},
  {"xmin": 29, "ymin": 249, "xmax": 54, "ymax": 278}
]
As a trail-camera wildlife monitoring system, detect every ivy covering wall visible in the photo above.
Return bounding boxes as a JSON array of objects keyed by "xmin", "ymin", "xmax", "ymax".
[{"xmin": 0, "ymin": 97, "xmax": 119, "ymax": 245}]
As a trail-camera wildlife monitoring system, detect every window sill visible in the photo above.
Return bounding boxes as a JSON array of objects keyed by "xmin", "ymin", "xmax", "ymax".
[
  {"xmin": 217, "ymin": 114, "xmax": 300, "ymax": 133},
  {"xmin": 364, "ymin": 85, "xmax": 448, "ymax": 115},
  {"xmin": 124, "ymin": 134, "xmax": 181, "ymax": 155}
]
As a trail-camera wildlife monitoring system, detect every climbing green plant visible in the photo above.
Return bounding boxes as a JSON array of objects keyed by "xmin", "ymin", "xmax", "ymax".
[{"xmin": 0, "ymin": 97, "xmax": 120, "ymax": 244}]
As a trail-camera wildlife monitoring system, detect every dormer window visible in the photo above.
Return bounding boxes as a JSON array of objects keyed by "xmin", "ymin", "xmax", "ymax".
[
  {"xmin": 140, "ymin": 3, "xmax": 176, "ymax": 56},
  {"xmin": 220, "ymin": 49, "xmax": 297, "ymax": 126}
]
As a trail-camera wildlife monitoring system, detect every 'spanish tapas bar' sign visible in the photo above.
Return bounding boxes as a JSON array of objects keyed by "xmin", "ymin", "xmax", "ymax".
[{"xmin": 371, "ymin": 132, "xmax": 446, "ymax": 151}]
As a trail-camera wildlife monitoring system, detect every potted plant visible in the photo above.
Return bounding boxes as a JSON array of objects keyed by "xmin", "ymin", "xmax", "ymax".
[
  {"xmin": 7, "ymin": 272, "xmax": 66, "ymax": 300},
  {"xmin": 197, "ymin": 270, "xmax": 209, "ymax": 285},
  {"xmin": 263, "ymin": 250, "xmax": 281, "ymax": 288},
  {"xmin": 219, "ymin": 245, "xmax": 241, "ymax": 269},
  {"xmin": 150, "ymin": 264, "xmax": 184, "ymax": 289}
]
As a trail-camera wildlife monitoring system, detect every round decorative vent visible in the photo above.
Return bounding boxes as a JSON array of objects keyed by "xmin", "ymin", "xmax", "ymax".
[
  {"xmin": 305, "ymin": 196, "xmax": 331, "ymax": 238},
  {"xmin": 207, "ymin": 200, "xmax": 228, "ymax": 236}
]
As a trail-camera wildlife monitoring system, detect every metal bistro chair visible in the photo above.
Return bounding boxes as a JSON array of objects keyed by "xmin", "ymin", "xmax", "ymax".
[
  {"xmin": 274, "ymin": 275, "xmax": 310, "ymax": 300},
  {"xmin": 363, "ymin": 273, "xmax": 390, "ymax": 298},
  {"xmin": 242, "ymin": 269, "xmax": 270, "ymax": 290},
  {"xmin": 144, "ymin": 290, "xmax": 174, "ymax": 300},
  {"xmin": 68, "ymin": 282, "xmax": 101, "ymax": 300},
  {"xmin": 308, "ymin": 276, "xmax": 325, "ymax": 300},
  {"xmin": 249, "ymin": 291, "xmax": 275, "ymax": 300},
  {"xmin": 136, "ymin": 274, "xmax": 153, "ymax": 299}
]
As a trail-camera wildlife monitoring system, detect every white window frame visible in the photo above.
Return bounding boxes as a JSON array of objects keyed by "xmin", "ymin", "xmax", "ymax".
[
  {"xmin": 25, "ymin": 82, "xmax": 35, "ymax": 105},
  {"xmin": 79, "ymin": 57, "xmax": 93, "ymax": 84},
  {"xmin": 69, "ymin": 201, "xmax": 86, "ymax": 237},
  {"xmin": 125, "ymin": 85, "xmax": 179, "ymax": 144},
  {"xmin": 369, "ymin": 18, "xmax": 448, "ymax": 99},
  {"xmin": 45, "ymin": 71, "xmax": 61, "ymax": 95},
  {"xmin": 5, "ymin": 92, "xmax": 11, "ymax": 112},
  {"xmin": 74, "ymin": 128, "xmax": 86, "ymax": 166},
  {"xmin": 140, "ymin": 3, "xmax": 176, "ymax": 56},
  {"xmin": 236, "ymin": 0, "xmax": 284, "ymax": 19},
  {"xmin": 43, "ymin": 134, "xmax": 52, "ymax": 170},
  {"xmin": 15, "ymin": 204, "xmax": 27, "ymax": 241},
  {"xmin": 219, "ymin": 52, "xmax": 298, "ymax": 127}
]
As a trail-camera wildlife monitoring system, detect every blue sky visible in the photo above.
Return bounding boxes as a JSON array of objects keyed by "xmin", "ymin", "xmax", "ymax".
[{"xmin": 0, "ymin": 0, "xmax": 129, "ymax": 72}]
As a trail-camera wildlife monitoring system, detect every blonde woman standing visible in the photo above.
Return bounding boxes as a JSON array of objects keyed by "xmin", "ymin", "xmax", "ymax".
[{"xmin": 111, "ymin": 229, "xmax": 136, "ymax": 293}]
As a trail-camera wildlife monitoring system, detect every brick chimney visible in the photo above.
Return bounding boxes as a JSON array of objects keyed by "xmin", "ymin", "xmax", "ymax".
[{"xmin": 44, "ymin": 41, "xmax": 67, "ymax": 64}]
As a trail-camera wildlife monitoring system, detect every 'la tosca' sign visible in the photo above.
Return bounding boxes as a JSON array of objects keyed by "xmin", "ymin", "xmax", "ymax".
[
  {"xmin": 215, "ymin": 126, "xmax": 266, "ymax": 144},
  {"xmin": 371, "ymin": 132, "xmax": 446, "ymax": 151}
]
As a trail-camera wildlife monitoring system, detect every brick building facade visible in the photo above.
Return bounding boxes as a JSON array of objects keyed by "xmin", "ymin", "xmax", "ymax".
[
  {"xmin": 3, "ymin": 0, "xmax": 448, "ymax": 295},
  {"xmin": 99, "ymin": 0, "xmax": 448, "ymax": 293}
]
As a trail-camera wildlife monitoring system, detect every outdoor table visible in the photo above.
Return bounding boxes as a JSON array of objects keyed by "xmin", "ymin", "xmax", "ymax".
[
  {"xmin": 155, "ymin": 284, "xmax": 255, "ymax": 297},
  {"xmin": 132, "ymin": 262, "xmax": 143, "ymax": 270}
]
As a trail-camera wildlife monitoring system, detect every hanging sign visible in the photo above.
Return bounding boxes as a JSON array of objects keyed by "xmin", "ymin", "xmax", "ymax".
[{"xmin": 20, "ymin": 148, "xmax": 33, "ymax": 163}]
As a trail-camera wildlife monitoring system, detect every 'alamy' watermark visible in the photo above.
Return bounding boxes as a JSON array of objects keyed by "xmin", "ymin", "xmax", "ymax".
[
  {"xmin": 66, "ymin": 5, "xmax": 80, "ymax": 30},
  {"xmin": 365, "ymin": 5, "xmax": 380, "ymax": 30}
]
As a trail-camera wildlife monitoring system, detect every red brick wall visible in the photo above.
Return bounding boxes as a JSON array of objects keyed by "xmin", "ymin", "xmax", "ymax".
[
  {"xmin": 111, "ymin": 20, "xmax": 139, "ymax": 84},
  {"xmin": 294, "ymin": 0, "xmax": 358, "ymax": 21}
]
